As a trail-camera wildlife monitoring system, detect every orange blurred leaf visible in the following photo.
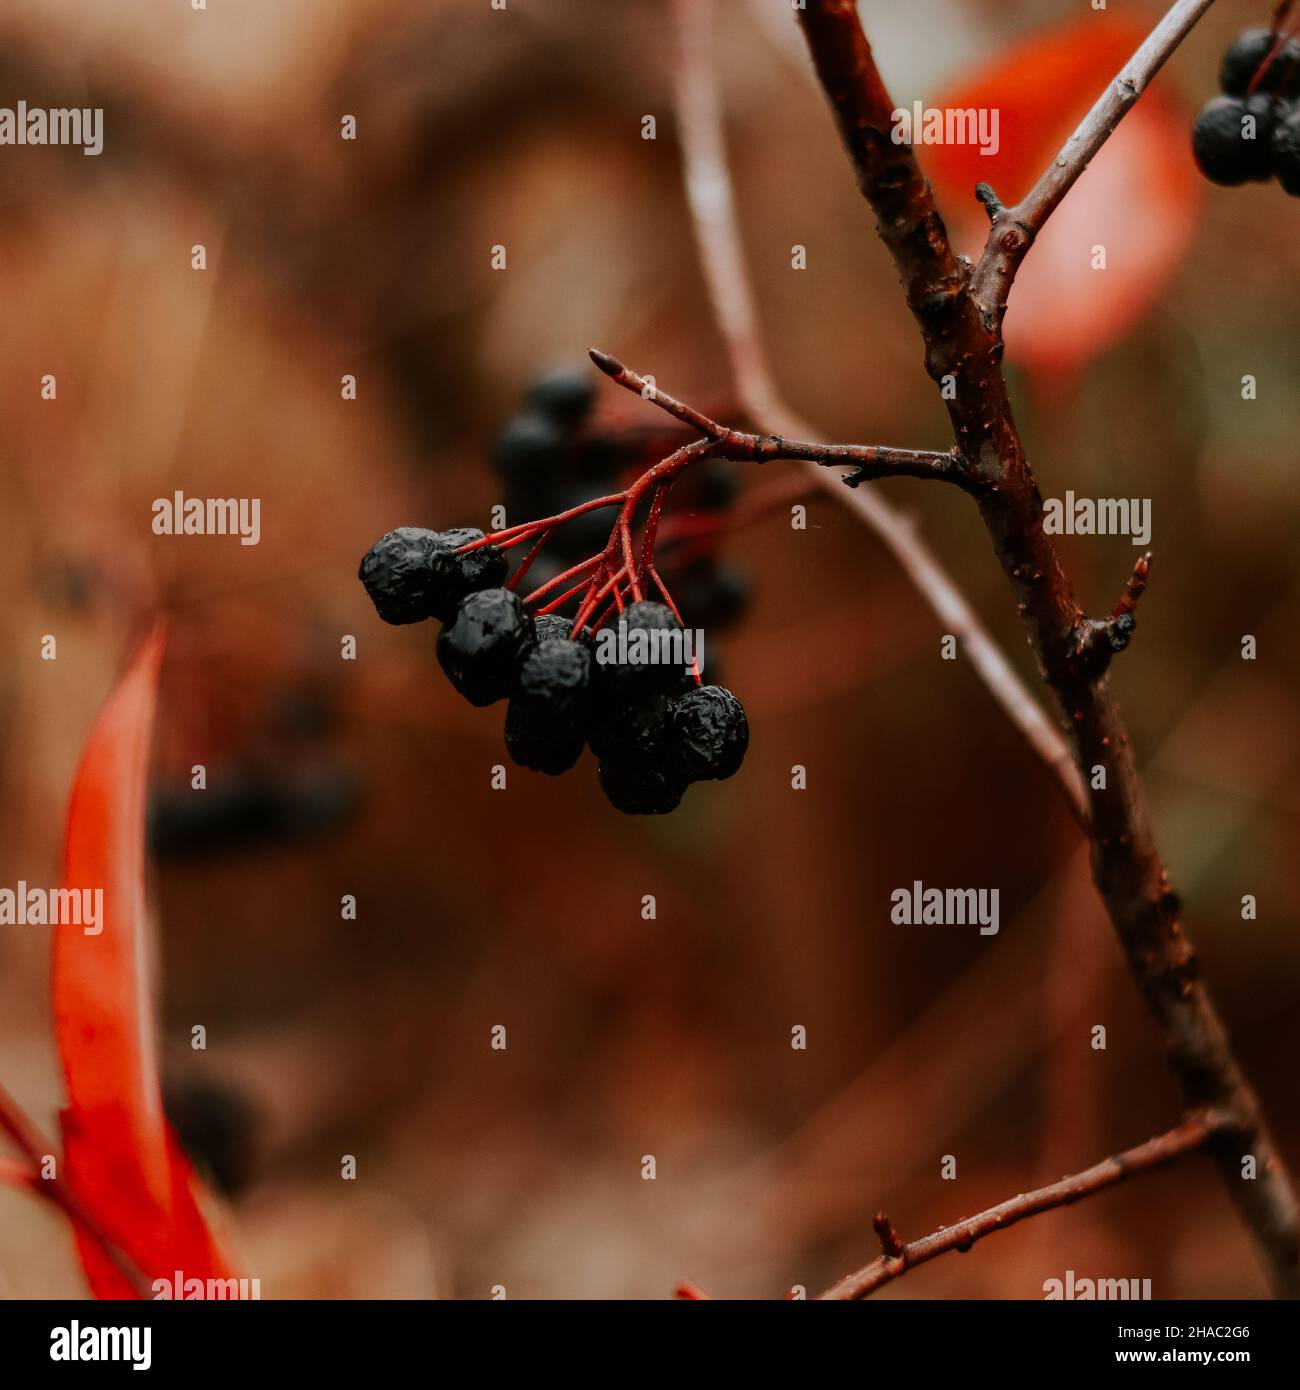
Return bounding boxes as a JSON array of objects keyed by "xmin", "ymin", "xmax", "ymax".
[
  {"xmin": 925, "ymin": 18, "xmax": 1201, "ymax": 380},
  {"xmin": 54, "ymin": 625, "xmax": 232, "ymax": 1297}
]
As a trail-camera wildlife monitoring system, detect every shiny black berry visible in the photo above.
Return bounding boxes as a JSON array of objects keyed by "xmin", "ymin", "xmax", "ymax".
[
  {"xmin": 1192, "ymin": 95, "xmax": 1275, "ymax": 185},
  {"xmin": 597, "ymin": 756, "xmax": 687, "ymax": 815},
  {"xmin": 592, "ymin": 600, "xmax": 685, "ymax": 698},
  {"xmin": 1220, "ymin": 29, "xmax": 1300, "ymax": 97},
  {"xmin": 1273, "ymin": 101, "xmax": 1300, "ymax": 194},
  {"xmin": 588, "ymin": 691, "xmax": 670, "ymax": 761},
  {"xmin": 437, "ymin": 588, "xmax": 535, "ymax": 707},
  {"xmin": 435, "ymin": 527, "xmax": 509, "ymax": 622},
  {"xmin": 358, "ymin": 527, "xmax": 445, "ymax": 624},
  {"xmin": 670, "ymin": 685, "xmax": 748, "ymax": 781},
  {"xmin": 359, "ymin": 526, "xmax": 507, "ymax": 625},
  {"xmin": 505, "ymin": 639, "xmax": 592, "ymax": 775},
  {"xmin": 524, "ymin": 367, "xmax": 595, "ymax": 427}
]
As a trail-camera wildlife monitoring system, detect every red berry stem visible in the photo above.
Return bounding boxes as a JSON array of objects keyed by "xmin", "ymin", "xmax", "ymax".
[
  {"xmin": 507, "ymin": 526, "xmax": 554, "ymax": 592},
  {"xmin": 523, "ymin": 553, "xmax": 601, "ymax": 608},
  {"xmin": 534, "ymin": 573, "xmax": 598, "ymax": 617},
  {"xmin": 647, "ymin": 564, "xmax": 702, "ymax": 686}
]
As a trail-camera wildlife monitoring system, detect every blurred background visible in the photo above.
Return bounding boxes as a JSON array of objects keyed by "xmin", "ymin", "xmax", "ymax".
[{"xmin": 0, "ymin": 0, "xmax": 1297, "ymax": 1298}]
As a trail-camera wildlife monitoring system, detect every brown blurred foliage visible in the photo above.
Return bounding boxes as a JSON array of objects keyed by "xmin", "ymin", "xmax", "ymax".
[{"xmin": 0, "ymin": 0, "xmax": 1297, "ymax": 1298}]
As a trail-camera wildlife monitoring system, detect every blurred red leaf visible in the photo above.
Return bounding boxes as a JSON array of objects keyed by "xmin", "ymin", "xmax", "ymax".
[
  {"xmin": 925, "ymin": 18, "xmax": 1201, "ymax": 380},
  {"xmin": 54, "ymin": 625, "xmax": 232, "ymax": 1297}
]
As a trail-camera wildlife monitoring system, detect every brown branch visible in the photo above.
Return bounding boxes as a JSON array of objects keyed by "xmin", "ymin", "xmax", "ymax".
[
  {"xmin": 820, "ymin": 1110, "xmax": 1232, "ymax": 1300},
  {"xmin": 670, "ymin": 0, "xmax": 1087, "ymax": 823},
  {"xmin": 1073, "ymin": 552, "xmax": 1153, "ymax": 676},
  {"xmin": 590, "ymin": 349, "xmax": 971, "ymax": 489},
  {"xmin": 795, "ymin": 0, "xmax": 1300, "ymax": 1297},
  {"xmin": 971, "ymin": 0, "xmax": 1221, "ymax": 318}
]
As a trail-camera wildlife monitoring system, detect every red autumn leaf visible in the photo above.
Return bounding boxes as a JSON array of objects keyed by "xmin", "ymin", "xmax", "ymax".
[
  {"xmin": 923, "ymin": 17, "xmax": 1201, "ymax": 381},
  {"xmin": 54, "ymin": 625, "xmax": 233, "ymax": 1297}
]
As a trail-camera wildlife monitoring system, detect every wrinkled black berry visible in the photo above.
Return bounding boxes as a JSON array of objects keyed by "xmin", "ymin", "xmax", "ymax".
[
  {"xmin": 359, "ymin": 526, "xmax": 507, "ymax": 625},
  {"xmin": 592, "ymin": 600, "xmax": 686, "ymax": 699},
  {"xmin": 1220, "ymin": 29, "xmax": 1300, "ymax": 97},
  {"xmin": 670, "ymin": 685, "xmax": 749, "ymax": 781},
  {"xmin": 1273, "ymin": 101, "xmax": 1300, "ymax": 194},
  {"xmin": 437, "ymin": 588, "xmax": 535, "ymax": 707},
  {"xmin": 524, "ymin": 367, "xmax": 595, "ymax": 427},
  {"xmin": 437, "ymin": 527, "xmax": 509, "ymax": 620},
  {"xmin": 588, "ymin": 691, "xmax": 670, "ymax": 761},
  {"xmin": 358, "ymin": 527, "xmax": 445, "ymax": 624},
  {"xmin": 598, "ymin": 756, "xmax": 687, "ymax": 815},
  {"xmin": 505, "ymin": 639, "xmax": 592, "ymax": 775},
  {"xmin": 533, "ymin": 613, "xmax": 575, "ymax": 644},
  {"xmin": 1192, "ymin": 94, "xmax": 1275, "ymax": 185}
]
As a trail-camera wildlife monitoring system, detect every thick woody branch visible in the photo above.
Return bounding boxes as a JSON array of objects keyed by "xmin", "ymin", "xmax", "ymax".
[
  {"xmin": 791, "ymin": 0, "xmax": 971, "ymax": 339},
  {"xmin": 590, "ymin": 349, "xmax": 972, "ymax": 490},
  {"xmin": 819, "ymin": 1110, "xmax": 1232, "ymax": 1300},
  {"xmin": 797, "ymin": 0, "xmax": 1300, "ymax": 1296}
]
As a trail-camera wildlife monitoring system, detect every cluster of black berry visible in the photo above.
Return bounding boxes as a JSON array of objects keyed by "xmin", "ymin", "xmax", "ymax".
[
  {"xmin": 491, "ymin": 368, "xmax": 751, "ymax": 681},
  {"xmin": 1192, "ymin": 28, "xmax": 1300, "ymax": 192},
  {"xmin": 358, "ymin": 528, "xmax": 749, "ymax": 814}
]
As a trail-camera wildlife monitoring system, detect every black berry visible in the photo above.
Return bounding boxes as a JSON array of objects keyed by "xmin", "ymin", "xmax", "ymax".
[
  {"xmin": 533, "ymin": 613, "xmax": 576, "ymax": 643},
  {"xmin": 358, "ymin": 527, "xmax": 445, "ymax": 624},
  {"xmin": 548, "ymin": 484, "xmax": 619, "ymax": 562},
  {"xmin": 592, "ymin": 600, "xmax": 686, "ymax": 699},
  {"xmin": 359, "ymin": 526, "xmax": 506, "ymax": 625},
  {"xmin": 1220, "ymin": 29, "xmax": 1300, "ymax": 98},
  {"xmin": 524, "ymin": 367, "xmax": 595, "ymax": 427},
  {"xmin": 437, "ymin": 588, "xmax": 535, "ymax": 707},
  {"xmin": 491, "ymin": 412, "xmax": 565, "ymax": 486},
  {"xmin": 674, "ymin": 561, "xmax": 750, "ymax": 630},
  {"xmin": 505, "ymin": 639, "xmax": 592, "ymax": 775},
  {"xmin": 1273, "ymin": 101, "xmax": 1300, "ymax": 195},
  {"xmin": 695, "ymin": 458, "xmax": 738, "ymax": 511},
  {"xmin": 670, "ymin": 685, "xmax": 749, "ymax": 781},
  {"xmin": 597, "ymin": 755, "xmax": 687, "ymax": 815},
  {"xmin": 588, "ymin": 691, "xmax": 670, "ymax": 761},
  {"xmin": 1192, "ymin": 95, "xmax": 1275, "ymax": 185},
  {"xmin": 434, "ymin": 527, "xmax": 509, "ymax": 621}
]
